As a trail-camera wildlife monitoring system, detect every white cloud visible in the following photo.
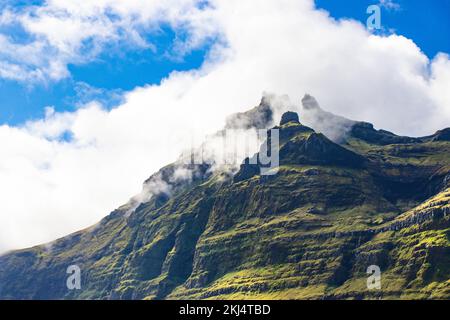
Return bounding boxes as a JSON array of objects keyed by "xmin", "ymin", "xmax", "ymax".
[
  {"xmin": 0, "ymin": 0, "xmax": 450, "ymax": 252},
  {"xmin": 0, "ymin": 0, "xmax": 218, "ymax": 82},
  {"xmin": 378, "ymin": 0, "xmax": 401, "ymax": 11}
]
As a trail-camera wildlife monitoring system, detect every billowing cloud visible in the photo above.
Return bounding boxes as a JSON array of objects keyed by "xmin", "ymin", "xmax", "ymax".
[
  {"xmin": 0, "ymin": 0, "xmax": 449, "ymax": 252},
  {"xmin": 0, "ymin": 0, "xmax": 218, "ymax": 82},
  {"xmin": 378, "ymin": 0, "xmax": 401, "ymax": 11}
]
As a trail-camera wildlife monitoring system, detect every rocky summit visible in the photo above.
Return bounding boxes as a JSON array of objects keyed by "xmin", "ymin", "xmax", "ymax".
[
  {"xmin": 0, "ymin": 96, "xmax": 449, "ymax": 300},
  {"xmin": 280, "ymin": 111, "xmax": 300, "ymax": 125}
]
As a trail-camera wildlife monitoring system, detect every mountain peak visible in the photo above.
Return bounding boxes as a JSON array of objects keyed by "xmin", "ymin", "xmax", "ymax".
[
  {"xmin": 280, "ymin": 111, "xmax": 300, "ymax": 125},
  {"xmin": 301, "ymin": 94, "xmax": 320, "ymax": 110},
  {"xmin": 225, "ymin": 97, "xmax": 273, "ymax": 129}
]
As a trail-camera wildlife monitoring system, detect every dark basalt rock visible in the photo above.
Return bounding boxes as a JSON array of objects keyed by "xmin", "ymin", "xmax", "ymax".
[
  {"xmin": 350, "ymin": 121, "xmax": 450, "ymax": 145},
  {"xmin": 280, "ymin": 111, "xmax": 300, "ymax": 125},
  {"xmin": 234, "ymin": 118, "xmax": 365, "ymax": 182},
  {"xmin": 350, "ymin": 122, "xmax": 417, "ymax": 145},
  {"xmin": 430, "ymin": 128, "xmax": 450, "ymax": 142},
  {"xmin": 280, "ymin": 132, "xmax": 365, "ymax": 168}
]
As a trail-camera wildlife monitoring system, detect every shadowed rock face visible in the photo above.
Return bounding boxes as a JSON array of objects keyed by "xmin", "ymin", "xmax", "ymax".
[
  {"xmin": 349, "ymin": 122, "xmax": 450, "ymax": 145},
  {"xmin": 429, "ymin": 128, "xmax": 450, "ymax": 142},
  {"xmin": 280, "ymin": 111, "xmax": 300, "ymax": 125},
  {"xmin": 0, "ymin": 96, "xmax": 449, "ymax": 300},
  {"xmin": 349, "ymin": 122, "xmax": 417, "ymax": 145},
  {"xmin": 234, "ymin": 111, "xmax": 365, "ymax": 182}
]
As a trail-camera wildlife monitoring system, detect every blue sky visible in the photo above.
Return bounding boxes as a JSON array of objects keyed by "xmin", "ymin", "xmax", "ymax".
[
  {"xmin": 316, "ymin": 0, "xmax": 450, "ymax": 58},
  {"xmin": 0, "ymin": 0, "xmax": 449, "ymax": 125},
  {"xmin": 0, "ymin": 26, "xmax": 210, "ymax": 124}
]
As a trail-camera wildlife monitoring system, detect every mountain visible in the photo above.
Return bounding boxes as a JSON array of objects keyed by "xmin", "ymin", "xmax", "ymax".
[{"xmin": 0, "ymin": 95, "xmax": 449, "ymax": 300}]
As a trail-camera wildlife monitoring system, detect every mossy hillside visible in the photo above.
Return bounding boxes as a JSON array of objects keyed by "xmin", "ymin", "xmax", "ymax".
[
  {"xmin": 0, "ymin": 112, "xmax": 449, "ymax": 300},
  {"xmin": 344, "ymin": 140, "xmax": 450, "ymax": 215},
  {"xmin": 0, "ymin": 210, "xmax": 133, "ymax": 299}
]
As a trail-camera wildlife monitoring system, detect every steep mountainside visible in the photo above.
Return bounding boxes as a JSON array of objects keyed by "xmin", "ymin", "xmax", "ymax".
[{"xmin": 0, "ymin": 96, "xmax": 449, "ymax": 300}]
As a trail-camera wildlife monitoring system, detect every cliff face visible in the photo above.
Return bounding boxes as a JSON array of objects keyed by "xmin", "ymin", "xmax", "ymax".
[{"xmin": 0, "ymin": 97, "xmax": 449, "ymax": 300}]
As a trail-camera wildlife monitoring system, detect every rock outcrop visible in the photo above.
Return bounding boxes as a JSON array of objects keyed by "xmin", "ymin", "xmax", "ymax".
[{"xmin": 280, "ymin": 111, "xmax": 300, "ymax": 125}]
